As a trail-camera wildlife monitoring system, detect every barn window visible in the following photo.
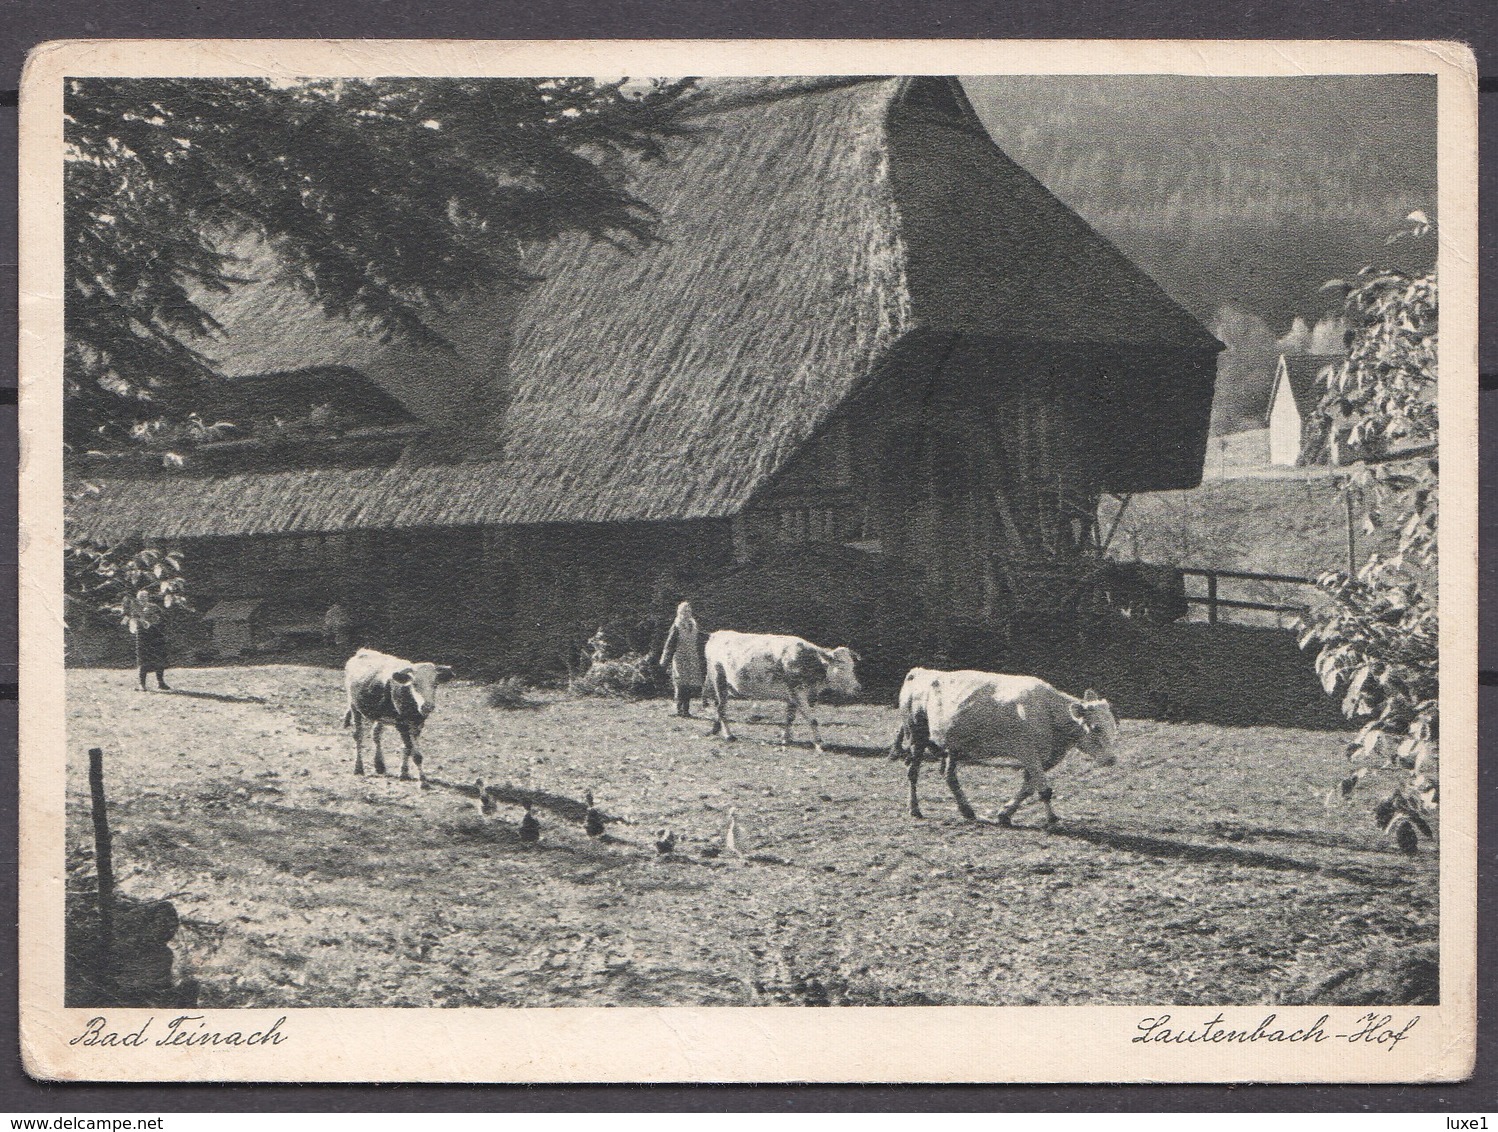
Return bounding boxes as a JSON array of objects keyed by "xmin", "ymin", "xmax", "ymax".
[
  {"xmin": 239, "ymin": 533, "xmax": 349, "ymax": 574},
  {"xmin": 759, "ymin": 505, "xmax": 860, "ymax": 547}
]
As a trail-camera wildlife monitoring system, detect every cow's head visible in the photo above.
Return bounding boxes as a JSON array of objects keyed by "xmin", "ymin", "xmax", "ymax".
[
  {"xmin": 823, "ymin": 646, "xmax": 862, "ymax": 698},
  {"xmin": 390, "ymin": 662, "xmax": 456, "ymax": 727},
  {"xmin": 1070, "ymin": 689, "xmax": 1119, "ymax": 766}
]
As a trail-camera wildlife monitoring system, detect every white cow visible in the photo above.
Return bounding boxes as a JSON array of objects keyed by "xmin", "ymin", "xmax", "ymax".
[
  {"xmin": 703, "ymin": 630, "xmax": 861, "ymax": 754},
  {"xmin": 891, "ymin": 667, "xmax": 1118, "ymax": 826},
  {"xmin": 343, "ymin": 648, "xmax": 455, "ymax": 786}
]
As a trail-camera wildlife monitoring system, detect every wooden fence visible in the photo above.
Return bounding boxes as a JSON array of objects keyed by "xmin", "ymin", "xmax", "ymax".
[{"xmin": 1176, "ymin": 566, "xmax": 1319, "ymax": 626}]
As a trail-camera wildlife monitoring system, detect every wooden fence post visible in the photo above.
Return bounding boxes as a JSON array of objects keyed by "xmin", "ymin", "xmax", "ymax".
[
  {"xmin": 1344, "ymin": 490, "xmax": 1358, "ymax": 577},
  {"xmin": 1099, "ymin": 493, "xmax": 1133, "ymax": 556},
  {"xmin": 87, "ymin": 747, "xmax": 115, "ymax": 997},
  {"xmin": 1206, "ymin": 572, "xmax": 1219, "ymax": 626}
]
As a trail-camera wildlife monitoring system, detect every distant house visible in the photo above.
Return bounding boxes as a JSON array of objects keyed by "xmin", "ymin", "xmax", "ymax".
[
  {"xmin": 1268, "ymin": 354, "xmax": 1340, "ymax": 466},
  {"xmin": 1206, "ymin": 352, "xmax": 1340, "ymax": 475},
  {"xmin": 68, "ymin": 77, "xmax": 1222, "ymax": 668}
]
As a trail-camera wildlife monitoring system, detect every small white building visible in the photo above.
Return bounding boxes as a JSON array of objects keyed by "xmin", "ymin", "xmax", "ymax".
[
  {"xmin": 1267, "ymin": 353, "xmax": 1340, "ymax": 466},
  {"xmin": 1207, "ymin": 352, "xmax": 1341, "ymax": 477}
]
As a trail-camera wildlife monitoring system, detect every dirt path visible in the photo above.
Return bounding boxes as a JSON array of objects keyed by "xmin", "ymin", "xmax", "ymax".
[{"xmin": 66, "ymin": 665, "xmax": 1438, "ymax": 1007}]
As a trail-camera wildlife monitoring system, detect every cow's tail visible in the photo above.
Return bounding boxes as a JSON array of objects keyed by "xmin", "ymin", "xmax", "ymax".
[{"xmin": 342, "ymin": 708, "xmax": 354, "ymax": 729}]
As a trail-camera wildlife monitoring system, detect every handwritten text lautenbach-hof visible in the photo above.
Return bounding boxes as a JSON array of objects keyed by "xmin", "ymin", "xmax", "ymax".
[{"xmin": 1132, "ymin": 1012, "xmax": 1420, "ymax": 1051}]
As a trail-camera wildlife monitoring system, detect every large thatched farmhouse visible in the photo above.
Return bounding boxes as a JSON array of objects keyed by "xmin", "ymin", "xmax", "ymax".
[{"xmin": 69, "ymin": 77, "xmax": 1221, "ymax": 672}]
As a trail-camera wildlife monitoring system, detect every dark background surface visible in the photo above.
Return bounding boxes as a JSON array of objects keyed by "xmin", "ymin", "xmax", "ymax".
[{"xmin": 2, "ymin": 0, "xmax": 1494, "ymax": 1112}]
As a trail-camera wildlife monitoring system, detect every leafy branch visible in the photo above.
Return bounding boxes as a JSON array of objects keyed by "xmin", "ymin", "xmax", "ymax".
[
  {"xmin": 66, "ymin": 541, "xmax": 191, "ymax": 633},
  {"xmin": 1297, "ymin": 212, "xmax": 1438, "ymax": 851}
]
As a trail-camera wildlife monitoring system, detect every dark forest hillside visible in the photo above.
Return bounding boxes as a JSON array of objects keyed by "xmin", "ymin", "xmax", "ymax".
[{"xmin": 964, "ymin": 75, "xmax": 1436, "ymax": 332}]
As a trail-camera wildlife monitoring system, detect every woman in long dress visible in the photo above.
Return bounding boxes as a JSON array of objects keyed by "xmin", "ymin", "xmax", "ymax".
[
  {"xmin": 133, "ymin": 619, "xmax": 170, "ymax": 691},
  {"xmin": 658, "ymin": 601, "xmax": 705, "ymax": 718}
]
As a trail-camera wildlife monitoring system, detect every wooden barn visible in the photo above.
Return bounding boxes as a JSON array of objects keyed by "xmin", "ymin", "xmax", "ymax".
[{"xmin": 67, "ymin": 76, "xmax": 1222, "ymax": 672}]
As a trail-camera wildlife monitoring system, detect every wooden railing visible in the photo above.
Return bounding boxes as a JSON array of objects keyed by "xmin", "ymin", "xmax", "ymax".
[{"xmin": 1176, "ymin": 566, "xmax": 1319, "ymax": 625}]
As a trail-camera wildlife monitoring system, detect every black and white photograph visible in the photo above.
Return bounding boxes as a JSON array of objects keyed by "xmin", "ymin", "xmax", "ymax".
[{"xmin": 17, "ymin": 39, "xmax": 1478, "ymax": 1082}]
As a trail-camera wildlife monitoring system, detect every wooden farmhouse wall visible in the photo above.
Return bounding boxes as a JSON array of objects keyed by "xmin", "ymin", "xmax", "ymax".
[
  {"xmin": 176, "ymin": 518, "xmax": 735, "ymax": 668},
  {"xmin": 734, "ymin": 333, "xmax": 1215, "ymax": 637}
]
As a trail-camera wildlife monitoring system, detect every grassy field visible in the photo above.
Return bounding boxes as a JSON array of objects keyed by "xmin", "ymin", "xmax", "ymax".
[
  {"xmin": 1103, "ymin": 474, "xmax": 1353, "ymax": 580},
  {"xmin": 1098, "ymin": 474, "xmax": 1392, "ymax": 632},
  {"xmin": 66, "ymin": 664, "xmax": 1438, "ymax": 1008}
]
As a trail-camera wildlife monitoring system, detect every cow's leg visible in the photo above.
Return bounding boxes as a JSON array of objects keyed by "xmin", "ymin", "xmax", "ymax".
[
  {"xmin": 793, "ymin": 687, "xmax": 824, "ymax": 753},
  {"xmin": 1033, "ymin": 767, "xmax": 1059, "ymax": 828},
  {"xmin": 901, "ymin": 710, "xmax": 931, "ymax": 758},
  {"xmin": 997, "ymin": 770, "xmax": 1035, "ymax": 827},
  {"xmin": 705, "ymin": 668, "xmax": 721, "ymax": 735},
  {"xmin": 709, "ymin": 665, "xmax": 735, "ymax": 741},
  {"xmin": 890, "ymin": 722, "xmax": 909, "ymax": 761},
  {"xmin": 352, "ymin": 712, "xmax": 368, "ymax": 776},
  {"xmin": 906, "ymin": 751, "xmax": 924, "ymax": 818},
  {"xmin": 781, "ymin": 697, "xmax": 797, "ymax": 746},
  {"xmin": 397, "ymin": 722, "xmax": 425, "ymax": 786},
  {"xmin": 372, "ymin": 722, "xmax": 388, "ymax": 777},
  {"xmin": 942, "ymin": 752, "xmax": 977, "ymax": 821}
]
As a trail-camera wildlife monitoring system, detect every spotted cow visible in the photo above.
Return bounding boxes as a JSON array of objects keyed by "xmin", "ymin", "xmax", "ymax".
[
  {"xmin": 343, "ymin": 648, "xmax": 454, "ymax": 786},
  {"xmin": 892, "ymin": 668, "xmax": 1118, "ymax": 826},
  {"xmin": 703, "ymin": 630, "xmax": 861, "ymax": 754}
]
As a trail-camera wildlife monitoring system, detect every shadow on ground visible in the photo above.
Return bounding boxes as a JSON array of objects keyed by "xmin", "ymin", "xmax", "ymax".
[
  {"xmin": 161, "ymin": 688, "xmax": 270, "ymax": 705},
  {"xmin": 1049, "ymin": 820, "xmax": 1409, "ymax": 888}
]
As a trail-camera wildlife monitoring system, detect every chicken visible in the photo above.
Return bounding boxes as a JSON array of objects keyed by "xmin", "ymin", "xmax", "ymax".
[
  {"xmin": 474, "ymin": 778, "xmax": 498, "ymax": 817},
  {"xmin": 518, "ymin": 801, "xmax": 540, "ymax": 844},
  {"xmin": 583, "ymin": 790, "xmax": 605, "ymax": 838},
  {"xmin": 725, "ymin": 807, "xmax": 742, "ymax": 858}
]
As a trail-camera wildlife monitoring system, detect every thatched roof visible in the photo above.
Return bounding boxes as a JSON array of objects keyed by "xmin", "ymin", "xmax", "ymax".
[
  {"xmin": 224, "ymin": 367, "xmax": 418, "ymax": 428},
  {"xmin": 70, "ymin": 76, "xmax": 1218, "ymax": 542},
  {"xmin": 182, "ymin": 235, "xmax": 513, "ymax": 432}
]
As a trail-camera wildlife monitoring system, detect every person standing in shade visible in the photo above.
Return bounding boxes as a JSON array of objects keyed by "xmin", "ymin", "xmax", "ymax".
[
  {"xmin": 658, "ymin": 601, "xmax": 704, "ymax": 718},
  {"xmin": 133, "ymin": 618, "xmax": 170, "ymax": 692},
  {"xmin": 323, "ymin": 601, "xmax": 353, "ymax": 650}
]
